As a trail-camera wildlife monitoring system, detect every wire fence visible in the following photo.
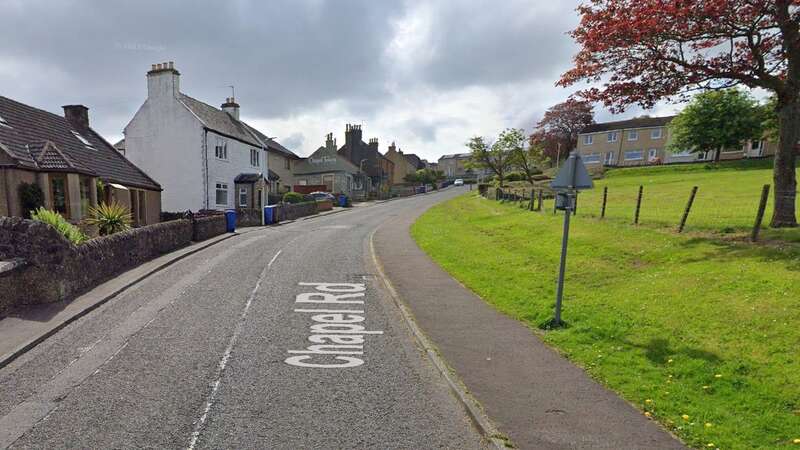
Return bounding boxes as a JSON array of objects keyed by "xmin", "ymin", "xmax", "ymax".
[{"xmin": 484, "ymin": 179, "xmax": 797, "ymax": 242}]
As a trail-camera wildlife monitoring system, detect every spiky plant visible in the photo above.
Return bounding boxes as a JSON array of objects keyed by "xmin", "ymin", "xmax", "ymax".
[
  {"xmin": 86, "ymin": 201, "xmax": 133, "ymax": 236},
  {"xmin": 30, "ymin": 207, "xmax": 88, "ymax": 245}
]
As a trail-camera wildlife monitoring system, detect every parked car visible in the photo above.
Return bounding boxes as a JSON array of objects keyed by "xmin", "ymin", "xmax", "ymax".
[
  {"xmin": 453, "ymin": 179, "xmax": 464, "ymax": 186},
  {"xmin": 308, "ymin": 191, "xmax": 336, "ymax": 202}
]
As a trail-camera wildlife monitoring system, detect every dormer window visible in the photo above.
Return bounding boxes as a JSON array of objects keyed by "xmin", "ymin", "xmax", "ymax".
[
  {"xmin": 0, "ymin": 113, "xmax": 10, "ymax": 128},
  {"xmin": 71, "ymin": 130, "xmax": 94, "ymax": 149}
]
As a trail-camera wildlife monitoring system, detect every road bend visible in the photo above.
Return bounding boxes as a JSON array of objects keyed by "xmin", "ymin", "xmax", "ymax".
[{"xmin": 0, "ymin": 187, "xmax": 484, "ymax": 449}]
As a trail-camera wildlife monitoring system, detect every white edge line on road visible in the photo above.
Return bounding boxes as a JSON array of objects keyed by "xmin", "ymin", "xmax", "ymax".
[
  {"xmin": 367, "ymin": 228, "xmax": 510, "ymax": 450},
  {"xmin": 186, "ymin": 248, "xmax": 282, "ymax": 450}
]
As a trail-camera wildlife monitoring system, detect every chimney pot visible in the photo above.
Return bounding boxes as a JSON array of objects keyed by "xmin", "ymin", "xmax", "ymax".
[
  {"xmin": 168, "ymin": 61, "xmax": 174, "ymax": 69},
  {"xmin": 151, "ymin": 64, "xmax": 157, "ymax": 71}
]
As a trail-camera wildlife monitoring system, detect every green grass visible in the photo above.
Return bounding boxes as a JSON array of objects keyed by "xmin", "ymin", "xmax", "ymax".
[
  {"xmin": 411, "ymin": 193, "xmax": 800, "ymax": 450},
  {"xmin": 503, "ymin": 158, "xmax": 800, "ymax": 242}
]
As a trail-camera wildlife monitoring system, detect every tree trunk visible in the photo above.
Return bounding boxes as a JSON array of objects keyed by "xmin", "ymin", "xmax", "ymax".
[
  {"xmin": 770, "ymin": 99, "xmax": 799, "ymax": 227},
  {"xmin": 714, "ymin": 147, "xmax": 722, "ymax": 163}
]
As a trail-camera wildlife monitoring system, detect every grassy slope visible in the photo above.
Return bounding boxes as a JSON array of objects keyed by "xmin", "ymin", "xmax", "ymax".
[
  {"xmin": 411, "ymin": 193, "xmax": 800, "ymax": 450},
  {"xmin": 505, "ymin": 159, "xmax": 800, "ymax": 242}
]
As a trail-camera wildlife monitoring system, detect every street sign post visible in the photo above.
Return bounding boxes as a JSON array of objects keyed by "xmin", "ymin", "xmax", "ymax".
[{"xmin": 549, "ymin": 151, "xmax": 593, "ymax": 327}]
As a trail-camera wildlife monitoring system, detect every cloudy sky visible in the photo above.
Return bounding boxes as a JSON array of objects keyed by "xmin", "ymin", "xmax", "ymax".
[{"xmin": 0, "ymin": 0, "xmax": 676, "ymax": 161}]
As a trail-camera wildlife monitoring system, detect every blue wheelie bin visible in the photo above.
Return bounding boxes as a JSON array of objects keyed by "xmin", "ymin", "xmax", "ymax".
[
  {"xmin": 338, "ymin": 194, "xmax": 347, "ymax": 207},
  {"xmin": 263, "ymin": 205, "xmax": 277, "ymax": 225},
  {"xmin": 225, "ymin": 209, "xmax": 236, "ymax": 232}
]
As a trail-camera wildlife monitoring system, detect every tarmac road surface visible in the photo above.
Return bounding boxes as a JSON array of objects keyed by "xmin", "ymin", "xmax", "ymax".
[{"xmin": 0, "ymin": 187, "xmax": 484, "ymax": 449}]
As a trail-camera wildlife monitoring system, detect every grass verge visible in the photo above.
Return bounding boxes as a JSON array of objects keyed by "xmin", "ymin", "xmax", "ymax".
[{"xmin": 411, "ymin": 192, "xmax": 800, "ymax": 450}]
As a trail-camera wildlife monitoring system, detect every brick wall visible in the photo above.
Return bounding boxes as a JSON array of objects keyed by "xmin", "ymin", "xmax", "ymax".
[
  {"xmin": 192, "ymin": 215, "xmax": 226, "ymax": 241},
  {"xmin": 276, "ymin": 201, "xmax": 318, "ymax": 221}
]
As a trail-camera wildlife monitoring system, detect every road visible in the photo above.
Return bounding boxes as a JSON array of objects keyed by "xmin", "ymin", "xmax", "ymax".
[{"xmin": 0, "ymin": 187, "xmax": 484, "ymax": 449}]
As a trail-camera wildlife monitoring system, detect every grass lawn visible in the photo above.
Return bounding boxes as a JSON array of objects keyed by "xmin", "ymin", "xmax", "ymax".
[
  {"xmin": 504, "ymin": 158, "xmax": 800, "ymax": 243},
  {"xmin": 411, "ymin": 192, "xmax": 800, "ymax": 449}
]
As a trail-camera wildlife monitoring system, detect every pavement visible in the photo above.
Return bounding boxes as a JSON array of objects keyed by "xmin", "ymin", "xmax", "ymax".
[
  {"xmin": 0, "ymin": 188, "xmax": 485, "ymax": 449},
  {"xmin": 372, "ymin": 189, "xmax": 686, "ymax": 449}
]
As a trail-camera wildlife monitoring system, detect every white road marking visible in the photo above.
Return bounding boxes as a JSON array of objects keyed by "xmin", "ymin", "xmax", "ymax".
[{"xmin": 186, "ymin": 249, "xmax": 281, "ymax": 450}]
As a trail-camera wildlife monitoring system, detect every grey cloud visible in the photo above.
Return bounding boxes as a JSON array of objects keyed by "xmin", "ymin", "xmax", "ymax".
[{"xmin": 281, "ymin": 132, "xmax": 305, "ymax": 150}]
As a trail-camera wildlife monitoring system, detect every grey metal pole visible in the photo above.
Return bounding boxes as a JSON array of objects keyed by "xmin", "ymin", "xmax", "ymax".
[{"xmin": 554, "ymin": 194, "xmax": 572, "ymax": 326}]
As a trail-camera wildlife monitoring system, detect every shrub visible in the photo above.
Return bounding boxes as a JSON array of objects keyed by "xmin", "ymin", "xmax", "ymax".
[
  {"xmin": 86, "ymin": 202, "xmax": 132, "ymax": 236},
  {"xmin": 282, "ymin": 192, "xmax": 305, "ymax": 204},
  {"xmin": 18, "ymin": 182, "xmax": 44, "ymax": 218},
  {"xmin": 31, "ymin": 207, "xmax": 88, "ymax": 245}
]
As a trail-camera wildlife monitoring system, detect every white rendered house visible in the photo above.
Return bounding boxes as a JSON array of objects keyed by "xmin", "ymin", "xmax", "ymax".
[{"xmin": 124, "ymin": 62, "xmax": 278, "ymax": 213}]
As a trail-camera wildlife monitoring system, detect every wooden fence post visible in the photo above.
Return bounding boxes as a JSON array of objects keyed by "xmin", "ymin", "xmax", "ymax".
[
  {"xmin": 634, "ymin": 185, "xmax": 643, "ymax": 224},
  {"xmin": 600, "ymin": 186, "xmax": 608, "ymax": 218},
  {"xmin": 677, "ymin": 186, "xmax": 698, "ymax": 233},
  {"xmin": 751, "ymin": 184, "xmax": 770, "ymax": 242},
  {"xmin": 537, "ymin": 189, "xmax": 544, "ymax": 212},
  {"xmin": 529, "ymin": 189, "xmax": 535, "ymax": 211}
]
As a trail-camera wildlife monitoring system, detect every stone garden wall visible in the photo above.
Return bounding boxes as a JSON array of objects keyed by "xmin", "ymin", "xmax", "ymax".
[{"xmin": 0, "ymin": 215, "xmax": 222, "ymax": 318}]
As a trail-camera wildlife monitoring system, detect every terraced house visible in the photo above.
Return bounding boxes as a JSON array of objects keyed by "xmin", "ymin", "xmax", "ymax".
[
  {"xmin": 577, "ymin": 115, "xmax": 778, "ymax": 167},
  {"xmin": 0, "ymin": 96, "xmax": 161, "ymax": 225}
]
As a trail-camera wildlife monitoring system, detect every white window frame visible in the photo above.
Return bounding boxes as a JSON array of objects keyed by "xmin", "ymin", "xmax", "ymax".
[
  {"xmin": 583, "ymin": 134, "xmax": 593, "ymax": 145},
  {"xmin": 751, "ymin": 140, "xmax": 763, "ymax": 151},
  {"xmin": 607, "ymin": 131, "xmax": 618, "ymax": 143},
  {"xmin": 651, "ymin": 128, "xmax": 663, "ymax": 139},
  {"xmin": 215, "ymin": 137, "xmax": 228, "ymax": 160},
  {"xmin": 239, "ymin": 187, "xmax": 248, "ymax": 207},
  {"xmin": 604, "ymin": 152, "xmax": 615, "ymax": 165},
  {"xmin": 215, "ymin": 182, "xmax": 229, "ymax": 206},
  {"xmin": 250, "ymin": 148, "xmax": 260, "ymax": 167},
  {"xmin": 627, "ymin": 130, "xmax": 639, "ymax": 141},
  {"xmin": 648, "ymin": 149, "xmax": 658, "ymax": 161},
  {"xmin": 583, "ymin": 153, "xmax": 601, "ymax": 164},
  {"xmin": 624, "ymin": 150, "xmax": 644, "ymax": 161}
]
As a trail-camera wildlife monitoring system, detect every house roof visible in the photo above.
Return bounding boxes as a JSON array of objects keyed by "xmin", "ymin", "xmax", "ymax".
[
  {"xmin": 439, "ymin": 153, "xmax": 471, "ymax": 160},
  {"xmin": 580, "ymin": 116, "xmax": 675, "ymax": 134},
  {"xmin": 403, "ymin": 153, "xmax": 424, "ymax": 169},
  {"xmin": 234, "ymin": 173, "xmax": 265, "ymax": 183},
  {"xmin": 178, "ymin": 94, "xmax": 262, "ymax": 147},
  {"xmin": 0, "ymin": 95, "xmax": 160, "ymax": 190},
  {"xmin": 242, "ymin": 123, "xmax": 300, "ymax": 159},
  {"xmin": 294, "ymin": 146, "xmax": 360, "ymax": 175}
]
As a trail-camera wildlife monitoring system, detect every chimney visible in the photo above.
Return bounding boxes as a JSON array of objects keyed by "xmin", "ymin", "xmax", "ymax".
[
  {"xmin": 325, "ymin": 132, "xmax": 337, "ymax": 151},
  {"xmin": 221, "ymin": 97, "xmax": 240, "ymax": 120},
  {"xmin": 146, "ymin": 61, "xmax": 180, "ymax": 100},
  {"xmin": 62, "ymin": 105, "xmax": 89, "ymax": 129},
  {"xmin": 345, "ymin": 123, "xmax": 363, "ymax": 149},
  {"xmin": 388, "ymin": 141, "xmax": 397, "ymax": 153},
  {"xmin": 368, "ymin": 137, "xmax": 379, "ymax": 152}
]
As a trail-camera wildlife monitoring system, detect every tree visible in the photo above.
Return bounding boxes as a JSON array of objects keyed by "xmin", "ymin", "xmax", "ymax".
[
  {"xmin": 503, "ymin": 129, "xmax": 548, "ymax": 185},
  {"xmin": 530, "ymin": 99, "xmax": 595, "ymax": 164},
  {"xmin": 559, "ymin": 0, "xmax": 800, "ymax": 227},
  {"xmin": 404, "ymin": 168, "xmax": 444, "ymax": 188},
  {"xmin": 668, "ymin": 89, "xmax": 767, "ymax": 162},
  {"xmin": 467, "ymin": 133, "xmax": 514, "ymax": 187}
]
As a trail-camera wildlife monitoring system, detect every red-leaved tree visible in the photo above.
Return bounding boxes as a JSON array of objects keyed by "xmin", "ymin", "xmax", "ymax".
[
  {"xmin": 530, "ymin": 99, "xmax": 595, "ymax": 163},
  {"xmin": 559, "ymin": 0, "xmax": 800, "ymax": 227}
]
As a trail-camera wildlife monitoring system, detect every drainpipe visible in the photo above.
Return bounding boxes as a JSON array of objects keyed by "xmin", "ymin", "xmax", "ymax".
[{"xmin": 202, "ymin": 129, "xmax": 209, "ymax": 210}]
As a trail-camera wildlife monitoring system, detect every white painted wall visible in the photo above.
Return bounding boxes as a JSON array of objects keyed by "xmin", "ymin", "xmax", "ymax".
[
  {"xmin": 205, "ymin": 131, "xmax": 266, "ymax": 209},
  {"xmin": 124, "ymin": 66, "xmax": 268, "ymax": 212}
]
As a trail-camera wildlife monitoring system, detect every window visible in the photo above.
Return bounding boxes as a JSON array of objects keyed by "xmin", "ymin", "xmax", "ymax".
[
  {"xmin": 250, "ymin": 148, "xmax": 260, "ymax": 167},
  {"xmin": 751, "ymin": 140, "xmax": 763, "ymax": 150},
  {"xmin": 79, "ymin": 177, "xmax": 92, "ymax": 217},
  {"xmin": 604, "ymin": 152, "xmax": 615, "ymax": 165},
  {"xmin": 624, "ymin": 150, "xmax": 644, "ymax": 161},
  {"xmin": 322, "ymin": 174, "xmax": 334, "ymax": 191},
  {"xmin": 583, "ymin": 153, "xmax": 601, "ymax": 164},
  {"xmin": 50, "ymin": 175, "xmax": 69, "ymax": 218},
  {"xmin": 214, "ymin": 138, "xmax": 228, "ymax": 160},
  {"xmin": 627, "ymin": 130, "xmax": 639, "ymax": 141},
  {"xmin": 648, "ymin": 149, "xmax": 658, "ymax": 161},
  {"xmin": 239, "ymin": 187, "xmax": 248, "ymax": 207},
  {"xmin": 298, "ymin": 179, "xmax": 308, "ymax": 186},
  {"xmin": 607, "ymin": 131, "xmax": 618, "ymax": 143},
  {"xmin": 583, "ymin": 135, "xmax": 593, "ymax": 145},
  {"xmin": 71, "ymin": 130, "xmax": 94, "ymax": 149},
  {"xmin": 651, "ymin": 128, "xmax": 663, "ymax": 139},
  {"xmin": 215, "ymin": 182, "xmax": 228, "ymax": 206}
]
